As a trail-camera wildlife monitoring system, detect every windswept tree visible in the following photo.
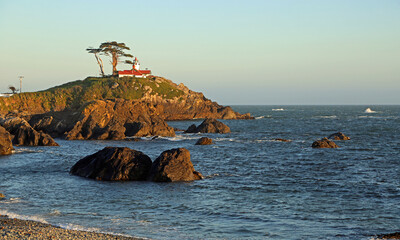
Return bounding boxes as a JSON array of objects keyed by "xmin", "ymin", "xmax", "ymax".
[
  {"xmin": 86, "ymin": 47, "xmax": 105, "ymax": 76},
  {"xmin": 99, "ymin": 41, "xmax": 133, "ymax": 76},
  {"xmin": 9, "ymin": 86, "xmax": 18, "ymax": 94}
]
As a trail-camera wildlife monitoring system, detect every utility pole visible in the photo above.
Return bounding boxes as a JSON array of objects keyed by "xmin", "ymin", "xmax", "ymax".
[{"xmin": 18, "ymin": 76, "xmax": 24, "ymax": 93}]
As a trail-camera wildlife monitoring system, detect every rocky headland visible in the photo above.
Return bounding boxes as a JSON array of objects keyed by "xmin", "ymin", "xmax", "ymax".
[{"xmin": 0, "ymin": 76, "xmax": 252, "ymax": 141}]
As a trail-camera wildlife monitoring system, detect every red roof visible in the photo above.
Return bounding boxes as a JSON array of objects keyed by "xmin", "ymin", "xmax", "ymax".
[{"xmin": 118, "ymin": 69, "xmax": 151, "ymax": 76}]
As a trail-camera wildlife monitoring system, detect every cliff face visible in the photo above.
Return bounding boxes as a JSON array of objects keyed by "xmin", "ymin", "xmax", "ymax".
[{"xmin": 0, "ymin": 76, "xmax": 251, "ymax": 120}]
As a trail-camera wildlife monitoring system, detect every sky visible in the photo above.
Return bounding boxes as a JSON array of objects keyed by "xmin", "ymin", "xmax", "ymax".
[{"xmin": 0, "ymin": 0, "xmax": 399, "ymax": 105}]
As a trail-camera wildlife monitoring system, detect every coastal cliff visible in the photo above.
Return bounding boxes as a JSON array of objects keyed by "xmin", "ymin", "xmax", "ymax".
[
  {"xmin": 0, "ymin": 76, "xmax": 252, "ymax": 139},
  {"xmin": 0, "ymin": 76, "xmax": 251, "ymax": 120}
]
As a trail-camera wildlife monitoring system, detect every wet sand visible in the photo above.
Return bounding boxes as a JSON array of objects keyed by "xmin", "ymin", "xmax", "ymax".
[{"xmin": 0, "ymin": 214, "xmax": 143, "ymax": 240}]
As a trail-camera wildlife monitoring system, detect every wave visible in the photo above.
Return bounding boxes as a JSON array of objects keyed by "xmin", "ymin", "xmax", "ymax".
[
  {"xmin": 255, "ymin": 115, "xmax": 271, "ymax": 119},
  {"xmin": 272, "ymin": 108, "xmax": 285, "ymax": 111},
  {"xmin": 364, "ymin": 108, "xmax": 376, "ymax": 113},
  {"xmin": 0, "ymin": 209, "xmax": 49, "ymax": 224},
  {"xmin": 0, "ymin": 209, "xmax": 139, "ymax": 239},
  {"xmin": 0, "ymin": 197, "xmax": 24, "ymax": 204},
  {"xmin": 313, "ymin": 115, "xmax": 337, "ymax": 119},
  {"xmin": 13, "ymin": 148, "xmax": 44, "ymax": 154}
]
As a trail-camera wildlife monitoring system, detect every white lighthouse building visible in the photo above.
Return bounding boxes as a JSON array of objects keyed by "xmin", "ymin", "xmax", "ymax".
[{"xmin": 118, "ymin": 56, "xmax": 151, "ymax": 78}]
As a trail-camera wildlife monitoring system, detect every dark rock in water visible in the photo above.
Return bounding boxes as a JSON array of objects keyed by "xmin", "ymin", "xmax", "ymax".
[
  {"xmin": 0, "ymin": 117, "xmax": 58, "ymax": 146},
  {"xmin": 376, "ymin": 232, "xmax": 400, "ymax": 239},
  {"xmin": 124, "ymin": 118, "xmax": 175, "ymax": 138},
  {"xmin": 0, "ymin": 192, "xmax": 4, "ymax": 199},
  {"xmin": 312, "ymin": 137, "xmax": 339, "ymax": 148},
  {"xmin": 150, "ymin": 148, "xmax": 203, "ymax": 182},
  {"xmin": 328, "ymin": 132, "xmax": 350, "ymax": 140},
  {"xmin": 184, "ymin": 124, "xmax": 197, "ymax": 133},
  {"xmin": 70, "ymin": 147, "xmax": 152, "ymax": 181},
  {"xmin": 185, "ymin": 118, "xmax": 230, "ymax": 134},
  {"xmin": 195, "ymin": 137, "xmax": 213, "ymax": 145},
  {"xmin": 0, "ymin": 126, "xmax": 13, "ymax": 155},
  {"xmin": 274, "ymin": 138, "xmax": 291, "ymax": 142}
]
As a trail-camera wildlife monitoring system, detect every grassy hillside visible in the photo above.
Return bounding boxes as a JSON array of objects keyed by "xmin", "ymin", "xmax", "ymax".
[{"xmin": 0, "ymin": 76, "xmax": 184, "ymax": 114}]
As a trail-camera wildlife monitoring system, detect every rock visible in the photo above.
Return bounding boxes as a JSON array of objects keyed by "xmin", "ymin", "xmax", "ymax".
[
  {"xmin": 312, "ymin": 137, "xmax": 339, "ymax": 148},
  {"xmin": 0, "ymin": 126, "xmax": 13, "ymax": 155},
  {"xmin": 328, "ymin": 132, "xmax": 350, "ymax": 140},
  {"xmin": 0, "ymin": 193, "xmax": 4, "ymax": 199},
  {"xmin": 185, "ymin": 124, "xmax": 197, "ymax": 133},
  {"xmin": 150, "ymin": 148, "xmax": 203, "ymax": 182},
  {"xmin": 70, "ymin": 147, "xmax": 152, "ymax": 181},
  {"xmin": 195, "ymin": 137, "xmax": 213, "ymax": 145},
  {"xmin": 0, "ymin": 117, "xmax": 58, "ymax": 146},
  {"xmin": 124, "ymin": 117, "xmax": 175, "ymax": 137},
  {"xmin": 185, "ymin": 118, "xmax": 230, "ymax": 134},
  {"xmin": 376, "ymin": 232, "xmax": 400, "ymax": 239},
  {"xmin": 274, "ymin": 138, "xmax": 291, "ymax": 142}
]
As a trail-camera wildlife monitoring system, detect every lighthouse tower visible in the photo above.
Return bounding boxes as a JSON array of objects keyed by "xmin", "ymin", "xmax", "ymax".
[{"xmin": 133, "ymin": 57, "xmax": 140, "ymax": 70}]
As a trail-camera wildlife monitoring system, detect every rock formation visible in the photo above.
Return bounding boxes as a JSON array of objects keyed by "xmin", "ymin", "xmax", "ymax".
[
  {"xmin": 0, "ymin": 126, "xmax": 13, "ymax": 155},
  {"xmin": 185, "ymin": 118, "xmax": 230, "ymax": 134},
  {"xmin": 0, "ymin": 193, "xmax": 5, "ymax": 199},
  {"xmin": 195, "ymin": 137, "xmax": 213, "ymax": 145},
  {"xmin": 0, "ymin": 117, "xmax": 58, "ymax": 146},
  {"xmin": 28, "ymin": 99, "xmax": 175, "ymax": 140},
  {"xmin": 70, "ymin": 147, "xmax": 152, "ymax": 181},
  {"xmin": 150, "ymin": 148, "xmax": 203, "ymax": 182},
  {"xmin": 328, "ymin": 132, "xmax": 350, "ymax": 140},
  {"xmin": 312, "ymin": 137, "xmax": 339, "ymax": 148},
  {"xmin": 0, "ymin": 76, "xmax": 253, "ymax": 121}
]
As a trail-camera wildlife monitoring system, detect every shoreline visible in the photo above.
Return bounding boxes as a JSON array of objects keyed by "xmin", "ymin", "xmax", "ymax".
[{"xmin": 0, "ymin": 214, "xmax": 145, "ymax": 240}]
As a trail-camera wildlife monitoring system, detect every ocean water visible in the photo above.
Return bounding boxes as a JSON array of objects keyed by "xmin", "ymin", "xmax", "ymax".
[{"xmin": 1, "ymin": 105, "xmax": 399, "ymax": 240}]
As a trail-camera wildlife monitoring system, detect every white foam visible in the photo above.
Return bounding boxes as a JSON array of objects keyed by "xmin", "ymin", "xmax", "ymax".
[
  {"xmin": 365, "ymin": 108, "xmax": 376, "ymax": 113},
  {"xmin": 314, "ymin": 115, "xmax": 337, "ymax": 119},
  {"xmin": 0, "ymin": 209, "xmax": 49, "ymax": 224},
  {"xmin": 255, "ymin": 115, "xmax": 271, "ymax": 119},
  {"xmin": 272, "ymin": 108, "xmax": 285, "ymax": 111}
]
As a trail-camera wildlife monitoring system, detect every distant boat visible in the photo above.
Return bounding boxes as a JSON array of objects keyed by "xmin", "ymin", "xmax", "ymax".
[{"xmin": 364, "ymin": 108, "xmax": 376, "ymax": 113}]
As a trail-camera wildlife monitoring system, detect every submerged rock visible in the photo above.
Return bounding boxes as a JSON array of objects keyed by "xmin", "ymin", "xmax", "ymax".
[
  {"xmin": 195, "ymin": 137, "xmax": 213, "ymax": 145},
  {"xmin": 185, "ymin": 118, "xmax": 230, "ymax": 134},
  {"xmin": 70, "ymin": 147, "xmax": 152, "ymax": 181},
  {"xmin": 0, "ymin": 117, "xmax": 58, "ymax": 146},
  {"xmin": 150, "ymin": 148, "xmax": 203, "ymax": 182},
  {"xmin": 274, "ymin": 138, "xmax": 291, "ymax": 142},
  {"xmin": 0, "ymin": 126, "xmax": 13, "ymax": 155},
  {"xmin": 312, "ymin": 137, "xmax": 339, "ymax": 148},
  {"xmin": 328, "ymin": 132, "xmax": 350, "ymax": 140}
]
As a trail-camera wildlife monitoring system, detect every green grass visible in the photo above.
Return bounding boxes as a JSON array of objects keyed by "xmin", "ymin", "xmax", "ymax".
[{"xmin": 0, "ymin": 76, "xmax": 185, "ymax": 114}]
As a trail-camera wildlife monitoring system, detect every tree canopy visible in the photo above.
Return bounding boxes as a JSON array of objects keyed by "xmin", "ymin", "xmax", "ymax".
[
  {"xmin": 99, "ymin": 41, "xmax": 133, "ymax": 76},
  {"xmin": 87, "ymin": 41, "xmax": 134, "ymax": 76}
]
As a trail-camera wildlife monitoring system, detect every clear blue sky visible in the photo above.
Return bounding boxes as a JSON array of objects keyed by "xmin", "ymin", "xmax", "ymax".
[{"xmin": 0, "ymin": 0, "xmax": 399, "ymax": 105}]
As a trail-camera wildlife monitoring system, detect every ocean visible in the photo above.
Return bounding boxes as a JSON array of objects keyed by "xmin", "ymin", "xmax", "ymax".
[{"xmin": 1, "ymin": 105, "xmax": 399, "ymax": 239}]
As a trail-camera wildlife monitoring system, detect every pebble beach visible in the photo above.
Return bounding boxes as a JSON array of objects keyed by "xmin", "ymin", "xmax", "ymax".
[{"xmin": 0, "ymin": 214, "xmax": 142, "ymax": 240}]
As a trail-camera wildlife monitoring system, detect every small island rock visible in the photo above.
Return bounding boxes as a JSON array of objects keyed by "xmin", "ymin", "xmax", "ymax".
[
  {"xmin": 185, "ymin": 118, "xmax": 230, "ymax": 134},
  {"xmin": 312, "ymin": 137, "xmax": 339, "ymax": 148},
  {"xmin": 0, "ymin": 117, "xmax": 58, "ymax": 146},
  {"xmin": 328, "ymin": 132, "xmax": 350, "ymax": 140},
  {"xmin": 0, "ymin": 193, "xmax": 5, "ymax": 199},
  {"xmin": 195, "ymin": 137, "xmax": 213, "ymax": 145},
  {"xmin": 0, "ymin": 126, "xmax": 13, "ymax": 155},
  {"xmin": 150, "ymin": 148, "xmax": 203, "ymax": 182},
  {"xmin": 70, "ymin": 147, "xmax": 152, "ymax": 181}
]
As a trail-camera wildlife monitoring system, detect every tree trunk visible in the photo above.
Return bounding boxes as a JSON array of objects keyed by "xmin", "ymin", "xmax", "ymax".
[
  {"xmin": 94, "ymin": 54, "xmax": 105, "ymax": 76},
  {"xmin": 112, "ymin": 52, "xmax": 119, "ymax": 76}
]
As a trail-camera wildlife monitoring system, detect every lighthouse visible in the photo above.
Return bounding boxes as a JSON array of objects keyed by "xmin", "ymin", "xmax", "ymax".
[
  {"xmin": 133, "ymin": 57, "xmax": 140, "ymax": 71},
  {"xmin": 118, "ymin": 56, "xmax": 152, "ymax": 78}
]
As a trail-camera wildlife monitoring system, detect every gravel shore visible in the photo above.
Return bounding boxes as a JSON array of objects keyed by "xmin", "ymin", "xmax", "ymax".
[{"xmin": 0, "ymin": 214, "xmax": 143, "ymax": 240}]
